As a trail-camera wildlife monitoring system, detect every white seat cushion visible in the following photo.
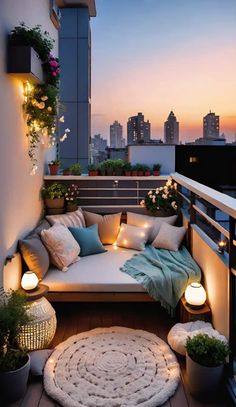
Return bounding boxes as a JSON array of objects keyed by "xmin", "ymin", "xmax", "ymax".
[
  {"xmin": 167, "ymin": 321, "xmax": 227, "ymax": 356},
  {"xmin": 43, "ymin": 245, "xmax": 146, "ymax": 293}
]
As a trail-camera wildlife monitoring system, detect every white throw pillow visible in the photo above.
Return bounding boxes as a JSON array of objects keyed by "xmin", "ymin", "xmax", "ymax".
[
  {"xmin": 46, "ymin": 208, "xmax": 85, "ymax": 228},
  {"xmin": 127, "ymin": 212, "xmax": 177, "ymax": 243},
  {"xmin": 116, "ymin": 223, "xmax": 149, "ymax": 251},
  {"xmin": 41, "ymin": 223, "xmax": 80, "ymax": 271},
  {"xmin": 152, "ymin": 222, "xmax": 186, "ymax": 251}
]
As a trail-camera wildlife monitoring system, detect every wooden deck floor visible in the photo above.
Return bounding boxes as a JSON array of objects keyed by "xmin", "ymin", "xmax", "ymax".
[{"xmin": 7, "ymin": 302, "xmax": 230, "ymax": 407}]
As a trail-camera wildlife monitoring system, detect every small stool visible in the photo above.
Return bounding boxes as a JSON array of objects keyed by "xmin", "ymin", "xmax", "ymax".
[
  {"xmin": 18, "ymin": 284, "xmax": 57, "ymax": 350},
  {"xmin": 180, "ymin": 296, "xmax": 211, "ymax": 323}
]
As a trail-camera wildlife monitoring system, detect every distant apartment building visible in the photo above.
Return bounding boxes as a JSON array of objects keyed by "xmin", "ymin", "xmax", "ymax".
[
  {"xmin": 164, "ymin": 111, "xmax": 179, "ymax": 144},
  {"xmin": 90, "ymin": 134, "xmax": 108, "ymax": 164},
  {"xmin": 127, "ymin": 112, "xmax": 151, "ymax": 145},
  {"xmin": 110, "ymin": 121, "xmax": 125, "ymax": 148},
  {"xmin": 203, "ymin": 111, "xmax": 219, "ymax": 139}
]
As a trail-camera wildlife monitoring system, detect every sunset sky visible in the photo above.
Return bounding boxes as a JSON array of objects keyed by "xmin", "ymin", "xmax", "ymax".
[{"xmin": 91, "ymin": 0, "xmax": 236, "ymax": 143}]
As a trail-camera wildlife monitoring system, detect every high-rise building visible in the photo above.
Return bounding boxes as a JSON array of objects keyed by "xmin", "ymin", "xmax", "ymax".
[
  {"xmin": 203, "ymin": 111, "xmax": 220, "ymax": 138},
  {"xmin": 164, "ymin": 111, "xmax": 179, "ymax": 144},
  {"xmin": 110, "ymin": 121, "xmax": 125, "ymax": 148},
  {"xmin": 90, "ymin": 134, "xmax": 108, "ymax": 164},
  {"xmin": 59, "ymin": 4, "xmax": 96, "ymax": 168},
  {"xmin": 127, "ymin": 113, "xmax": 151, "ymax": 145}
]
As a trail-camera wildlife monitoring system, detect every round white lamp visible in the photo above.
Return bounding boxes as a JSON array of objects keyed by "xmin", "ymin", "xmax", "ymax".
[
  {"xmin": 21, "ymin": 271, "xmax": 39, "ymax": 291},
  {"xmin": 185, "ymin": 282, "xmax": 206, "ymax": 309}
]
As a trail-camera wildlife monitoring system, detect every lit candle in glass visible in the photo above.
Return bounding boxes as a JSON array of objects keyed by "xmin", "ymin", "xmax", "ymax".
[
  {"xmin": 21, "ymin": 271, "xmax": 39, "ymax": 291},
  {"xmin": 218, "ymin": 240, "xmax": 226, "ymax": 254}
]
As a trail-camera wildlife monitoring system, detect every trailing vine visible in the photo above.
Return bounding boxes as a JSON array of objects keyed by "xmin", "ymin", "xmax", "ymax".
[{"xmin": 10, "ymin": 23, "xmax": 68, "ymax": 174}]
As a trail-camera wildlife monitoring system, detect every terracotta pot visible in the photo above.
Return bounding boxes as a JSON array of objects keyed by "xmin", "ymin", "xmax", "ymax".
[
  {"xmin": 138, "ymin": 171, "xmax": 143, "ymax": 176},
  {"xmin": 144, "ymin": 171, "xmax": 151, "ymax": 176},
  {"xmin": 66, "ymin": 203, "xmax": 78, "ymax": 212},
  {"xmin": 153, "ymin": 171, "xmax": 160, "ymax": 176},
  {"xmin": 44, "ymin": 197, "xmax": 65, "ymax": 209},
  {"xmin": 89, "ymin": 171, "xmax": 98, "ymax": 176},
  {"xmin": 0, "ymin": 354, "xmax": 30, "ymax": 402},
  {"xmin": 125, "ymin": 171, "xmax": 131, "ymax": 176},
  {"xmin": 132, "ymin": 171, "xmax": 137, "ymax": 176},
  {"xmin": 49, "ymin": 164, "xmax": 59, "ymax": 175},
  {"xmin": 63, "ymin": 169, "xmax": 71, "ymax": 175}
]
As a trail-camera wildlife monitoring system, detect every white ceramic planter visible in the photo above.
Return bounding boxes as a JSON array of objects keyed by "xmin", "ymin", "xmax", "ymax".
[{"xmin": 186, "ymin": 353, "xmax": 224, "ymax": 397}]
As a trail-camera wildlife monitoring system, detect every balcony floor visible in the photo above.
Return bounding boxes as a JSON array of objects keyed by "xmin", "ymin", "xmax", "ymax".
[{"xmin": 9, "ymin": 302, "xmax": 229, "ymax": 407}]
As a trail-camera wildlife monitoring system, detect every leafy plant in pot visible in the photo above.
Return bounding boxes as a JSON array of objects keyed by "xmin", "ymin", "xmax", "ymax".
[
  {"xmin": 123, "ymin": 162, "xmax": 132, "ymax": 176},
  {"xmin": 48, "ymin": 159, "xmax": 61, "ymax": 175},
  {"xmin": 153, "ymin": 163, "xmax": 161, "ymax": 176},
  {"xmin": 103, "ymin": 159, "xmax": 115, "ymax": 176},
  {"xmin": 65, "ymin": 184, "xmax": 79, "ymax": 212},
  {"xmin": 69, "ymin": 163, "xmax": 81, "ymax": 175},
  {"xmin": 42, "ymin": 182, "xmax": 67, "ymax": 214},
  {"xmin": 142, "ymin": 164, "xmax": 151, "ymax": 176},
  {"xmin": 131, "ymin": 164, "xmax": 138, "ymax": 176},
  {"xmin": 63, "ymin": 167, "xmax": 71, "ymax": 175},
  {"xmin": 113, "ymin": 159, "xmax": 124, "ymax": 176},
  {"xmin": 186, "ymin": 333, "xmax": 229, "ymax": 398},
  {"xmin": 87, "ymin": 164, "xmax": 98, "ymax": 176},
  {"xmin": 0, "ymin": 291, "xmax": 31, "ymax": 402}
]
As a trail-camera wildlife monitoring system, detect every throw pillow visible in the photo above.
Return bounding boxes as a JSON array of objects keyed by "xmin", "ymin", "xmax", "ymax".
[
  {"xmin": 127, "ymin": 211, "xmax": 178, "ymax": 243},
  {"xmin": 29, "ymin": 349, "xmax": 53, "ymax": 375},
  {"xmin": 152, "ymin": 223, "xmax": 186, "ymax": 251},
  {"xmin": 41, "ymin": 223, "xmax": 80, "ymax": 271},
  {"xmin": 46, "ymin": 208, "xmax": 85, "ymax": 228},
  {"xmin": 68, "ymin": 224, "xmax": 107, "ymax": 257},
  {"xmin": 83, "ymin": 211, "xmax": 121, "ymax": 244},
  {"xmin": 115, "ymin": 223, "xmax": 149, "ymax": 251},
  {"xmin": 19, "ymin": 219, "xmax": 51, "ymax": 280}
]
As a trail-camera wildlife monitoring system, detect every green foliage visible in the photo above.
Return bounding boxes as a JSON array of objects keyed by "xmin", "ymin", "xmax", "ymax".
[
  {"xmin": 186, "ymin": 334, "xmax": 229, "ymax": 367},
  {"xmin": 70, "ymin": 163, "xmax": 81, "ymax": 175},
  {"xmin": 101, "ymin": 159, "xmax": 115, "ymax": 169},
  {"xmin": 133, "ymin": 163, "xmax": 148, "ymax": 171},
  {"xmin": 87, "ymin": 164, "xmax": 97, "ymax": 171},
  {"xmin": 0, "ymin": 291, "xmax": 31, "ymax": 372},
  {"xmin": 113, "ymin": 159, "xmax": 125, "ymax": 168},
  {"xmin": 153, "ymin": 163, "xmax": 162, "ymax": 171},
  {"xmin": 123, "ymin": 162, "xmax": 132, "ymax": 171},
  {"xmin": 41, "ymin": 182, "xmax": 66, "ymax": 199},
  {"xmin": 10, "ymin": 22, "xmax": 54, "ymax": 61},
  {"xmin": 49, "ymin": 159, "xmax": 61, "ymax": 166}
]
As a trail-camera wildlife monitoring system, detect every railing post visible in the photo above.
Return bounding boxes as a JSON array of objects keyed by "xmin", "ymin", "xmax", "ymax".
[
  {"xmin": 188, "ymin": 192, "xmax": 196, "ymax": 254},
  {"xmin": 229, "ymin": 216, "xmax": 236, "ymax": 377}
]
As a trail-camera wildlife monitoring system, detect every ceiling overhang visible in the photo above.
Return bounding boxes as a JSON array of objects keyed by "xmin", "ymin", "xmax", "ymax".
[{"xmin": 56, "ymin": 0, "xmax": 96, "ymax": 17}]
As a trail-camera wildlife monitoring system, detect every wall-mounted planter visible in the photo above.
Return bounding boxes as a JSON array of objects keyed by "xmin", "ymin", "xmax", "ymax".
[{"xmin": 7, "ymin": 44, "xmax": 43, "ymax": 83}]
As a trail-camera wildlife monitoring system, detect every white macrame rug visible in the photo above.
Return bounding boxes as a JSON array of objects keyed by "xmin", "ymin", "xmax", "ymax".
[{"xmin": 44, "ymin": 326, "xmax": 180, "ymax": 407}]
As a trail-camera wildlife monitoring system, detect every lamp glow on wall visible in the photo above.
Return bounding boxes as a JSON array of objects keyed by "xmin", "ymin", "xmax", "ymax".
[
  {"xmin": 185, "ymin": 282, "xmax": 207, "ymax": 309},
  {"xmin": 21, "ymin": 271, "xmax": 39, "ymax": 291}
]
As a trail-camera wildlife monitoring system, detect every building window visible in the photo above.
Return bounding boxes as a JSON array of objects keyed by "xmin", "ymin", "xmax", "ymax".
[{"xmin": 189, "ymin": 156, "xmax": 199, "ymax": 163}]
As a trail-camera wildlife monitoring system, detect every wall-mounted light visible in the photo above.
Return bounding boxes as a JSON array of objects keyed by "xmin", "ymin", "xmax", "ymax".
[
  {"xmin": 21, "ymin": 271, "xmax": 39, "ymax": 291},
  {"xmin": 218, "ymin": 240, "xmax": 226, "ymax": 254},
  {"xmin": 185, "ymin": 282, "xmax": 206, "ymax": 309}
]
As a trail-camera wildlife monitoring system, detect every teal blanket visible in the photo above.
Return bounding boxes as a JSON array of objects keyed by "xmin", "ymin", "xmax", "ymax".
[{"xmin": 120, "ymin": 245, "xmax": 201, "ymax": 314}]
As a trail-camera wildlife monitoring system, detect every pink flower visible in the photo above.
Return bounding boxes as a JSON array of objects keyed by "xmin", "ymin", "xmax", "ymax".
[{"xmin": 52, "ymin": 72, "xmax": 56, "ymax": 76}]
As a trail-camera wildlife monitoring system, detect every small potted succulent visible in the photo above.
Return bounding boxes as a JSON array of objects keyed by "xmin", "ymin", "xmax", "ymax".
[
  {"xmin": 88, "ymin": 164, "xmax": 98, "ymax": 176},
  {"xmin": 143, "ymin": 164, "xmax": 151, "ymax": 176},
  {"xmin": 0, "ymin": 291, "xmax": 31, "ymax": 403},
  {"xmin": 135, "ymin": 163, "xmax": 146, "ymax": 176},
  {"xmin": 123, "ymin": 162, "xmax": 132, "ymax": 176},
  {"xmin": 153, "ymin": 163, "xmax": 161, "ymax": 176},
  {"xmin": 131, "ymin": 164, "xmax": 138, "ymax": 176},
  {"xmin": 113, "ymin": 159, "xmax": 124, "ymax": 176},
  {"xmin": 69, "ymin": 163, "xmax": 81, "ymax": 175},
  {"xmin": 48, "ymin": 159, "xmax": 61, "ymax": 175},
  {"xmin": 186, "ymin": 334, "xmax": 229, "ymax": 398},
  {"xmin": 63, "ymin": 167, "xmax": 71, "ymax": 176},
  {"xmin": 41, "ymin": 182, "xmax": 67, "ymax": 214},
  {"xmin": 65, "ymin": 184, "xmax": 79, "ymax": 212}
]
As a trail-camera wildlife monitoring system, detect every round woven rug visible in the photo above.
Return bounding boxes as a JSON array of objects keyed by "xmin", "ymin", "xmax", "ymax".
[{"xmin": 44, "ymin": 327, "xmax": 180, "ymax": 407}]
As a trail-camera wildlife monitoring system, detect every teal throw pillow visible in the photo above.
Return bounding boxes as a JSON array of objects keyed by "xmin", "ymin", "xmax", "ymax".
[{"xmin": 68, "ymin": 224, "xmax": 107, "ymax": 257}]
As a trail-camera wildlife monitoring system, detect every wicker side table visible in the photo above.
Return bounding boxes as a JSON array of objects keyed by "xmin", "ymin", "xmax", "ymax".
[{"xmin": 18, "ymin": 284, "xmax": 57, "ymax": 350}]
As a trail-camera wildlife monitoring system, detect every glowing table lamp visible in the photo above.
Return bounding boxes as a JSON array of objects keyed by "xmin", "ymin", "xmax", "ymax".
[
  {"xmin": 185, "ymin": 282, "xmax": 206, "ymax": 309},
  {"xmin": 21, "ymin": 271, "xmax": 39, "ymax": 291}
]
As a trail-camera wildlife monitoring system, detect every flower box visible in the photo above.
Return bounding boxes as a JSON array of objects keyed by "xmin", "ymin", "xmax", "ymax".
[{"xmin": 7, "ymin": 44, "xmax": 43, "ymax": 83}]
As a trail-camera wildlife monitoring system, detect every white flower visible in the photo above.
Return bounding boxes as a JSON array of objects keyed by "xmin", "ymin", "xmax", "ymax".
[
  {"xmin": 174, "ymin": 182, "xmax": 177, "ymax": 190},
  {"xmin": 148, "ymin": 190, "xmax": 152, "ymax": 196},
  {"xmin": 155, "ymin": 190, "xmax": 159, "ymax": 194},
  {"xmin": 65, "ymin": 128, "xmax": 71, "ymax": 133},
  {"xmin": 166, "ymin": 179, "xmax": 172, "ymax": 187},
  {"xmin": 37, "ymin": 102, "xmax": 45, "ymax": 109},
  {"xmin": 140, "ymin": 200, "xmax": 145, "ymax": 207},
  {"xmin": 162, "ymin": 194, "xmax": 168, "ymax": 199},
  {"xmin": 171, "ymin": 201, "xmax": 178, "ymax": 210},
  {"xmin": 41, "ymin": 96, "xmax": 48, "ymax": 101},
  {"xmin": 159, "ymin": 187, "xmax": 163, "ymax": 191},
  {"xmin": 152, "ymin": 196, "xmax": 156, "ymax": 203},
  {"xmin": 59, "ymin": 116, "xmax": 65, "ymax": 123}
]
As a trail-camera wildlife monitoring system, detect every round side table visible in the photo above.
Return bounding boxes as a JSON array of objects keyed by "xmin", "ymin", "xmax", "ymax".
[{"xmin": 18, "ymin": 284, "xmax": 57, "ymax": 351}]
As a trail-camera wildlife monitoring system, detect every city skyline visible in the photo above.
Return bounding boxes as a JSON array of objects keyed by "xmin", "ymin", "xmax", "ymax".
[{"xmin": 91, "ymin": 0, "xmax": 236, "ymax": 142}]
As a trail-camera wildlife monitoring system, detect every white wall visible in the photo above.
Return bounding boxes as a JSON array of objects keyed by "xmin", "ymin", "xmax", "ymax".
[
  {"xmin": 128, "ymin": 145, "xmax": 175, "ymax": 174},
  {"xmin": 0, "ymin": 0, "xmax": 58, "ymax": 287}
]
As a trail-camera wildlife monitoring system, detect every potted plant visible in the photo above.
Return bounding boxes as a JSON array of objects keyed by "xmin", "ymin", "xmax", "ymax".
[
  {"xmin": 69, "ymin": 163, "xmax": 81, "ymax": 175},
  {"xmin": 186, "ymin": 334, "xmax": 229, "ymax": 398},
  {"xmin": 153, "ymin": 163, "xmax": 161, "ymax": 176},
  {"xmin": 143, "ymin": 164, "xmax": 151, "ymax": 176},
  {"xmin": 140, "ymin": 179, "xmax": 178, "ymax": 216},
  {"xmin": 41, "ymin": 182, "xmax": 67, "ymax": 214},
  {"xmin": 48, "ymin": 159, "xmax": 61, "ymax": 175},
  {"xmin": 0, "ymin": 291, "xmax": 31, "ymax": 402},
  {"xmin": 113, "ymin": 159, "xmax": 124, "ymax": 176},
  {"xmin": 65, "ymin": 184, "xmax": 79, "ymax": 212},
  {"xmin": 88, "ymin": 164, "xmax": 98, "ymax": 176},
  {"xmin": 104, "ymin": 159, "xmax": 114, "ymax": 176},
  {"xmin": 97, "ymin": 161, "xmax": 106, "ymax": 176},
  {"xmin": 123, "ymin": 162, "xmax": 132, "ymax": 176},
  {"xmin": 131, "ymin": 164, "xmax": 138, "ymax": 176},
  {"xmin": 135, "ymin": 163, "xmax": 145, "ymax": 176},
  {"xmin": 63, "ymin": 167, "xmax": 71, "ymax": 175}
]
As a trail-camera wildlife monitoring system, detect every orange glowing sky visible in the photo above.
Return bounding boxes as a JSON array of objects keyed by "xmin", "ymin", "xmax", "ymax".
[{"xmin": 91, "ymin": 0, "xmax": 236, "ymax": 143}]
